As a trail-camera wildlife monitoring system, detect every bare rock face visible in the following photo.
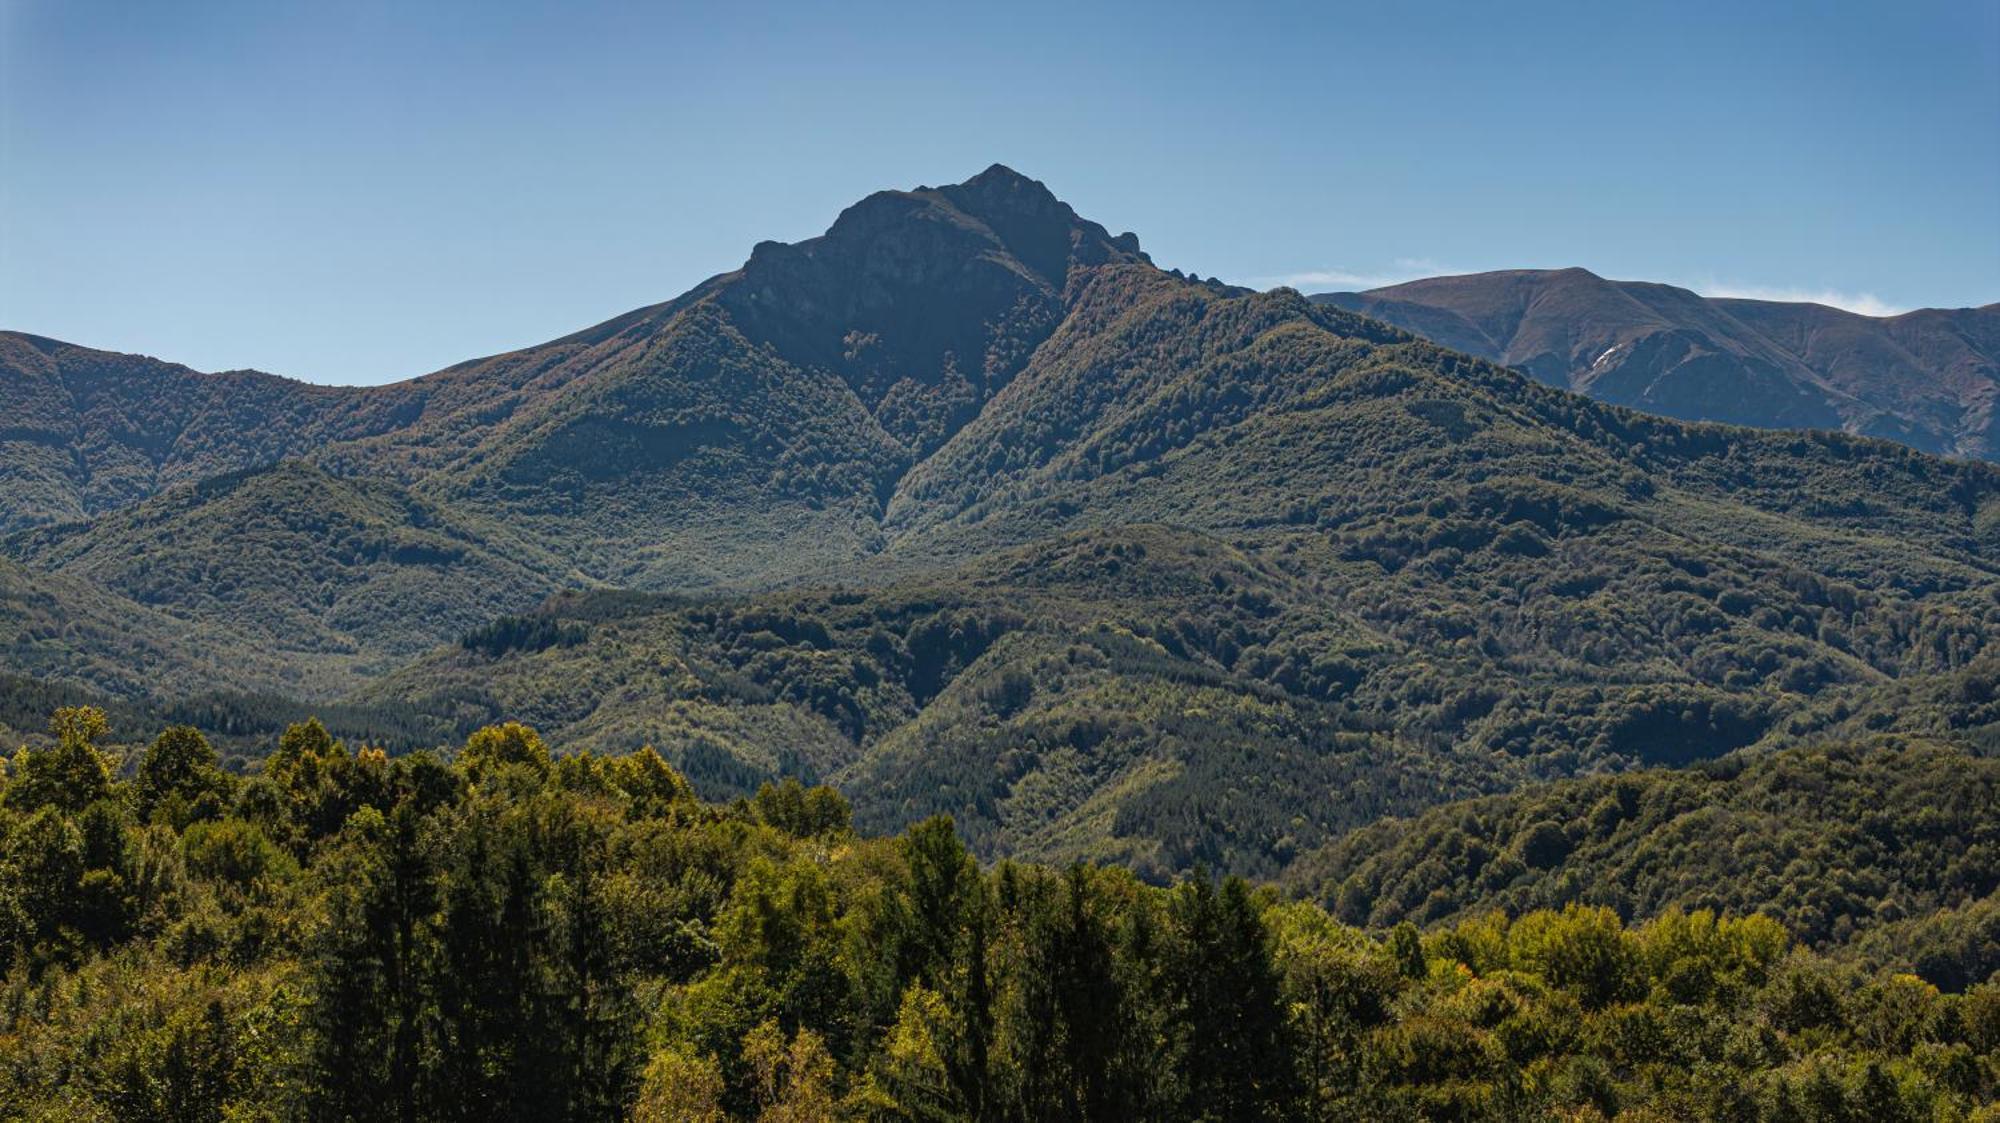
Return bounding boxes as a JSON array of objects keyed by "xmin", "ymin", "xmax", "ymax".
[{"xmin": 720, "ymin": 164, "xmax": 1148, "ymax": 454}]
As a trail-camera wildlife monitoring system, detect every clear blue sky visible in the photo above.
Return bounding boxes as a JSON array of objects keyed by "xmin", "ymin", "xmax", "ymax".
[{"xmin": 4, "ymin": 0, "xmax": 1996, "ymax": 385}]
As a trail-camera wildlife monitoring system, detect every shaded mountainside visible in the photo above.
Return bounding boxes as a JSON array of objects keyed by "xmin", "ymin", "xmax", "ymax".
[
  {"xmin": 5, "ymin": 166, "xmax": 2000, "ymax": 888},
  {"xmin": 1315, "ymin": 269, "xmax": 2000, "ymax": 457},
  {"xmin": 1289, "ymin": 740, "xmax": 2000, "ymax": 983}
]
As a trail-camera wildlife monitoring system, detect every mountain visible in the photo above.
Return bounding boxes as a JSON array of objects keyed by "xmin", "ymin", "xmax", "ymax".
[
  {"xmin": 350, "ymin": 234, "xmax": 2000, "ymax": 876},
  {"xmin": 0, "ymin": 331, "xmax": 429, "ymax": 534},
  {"xmin": 1314, "ymin": 269, "xmax": 2000, "ymax": 457},
  {"xmin": 1, "ymin": 166, "xmax": 1149, "ymax": 591},
  {"xmin": 5, "ymin": 166, "xmax": 2000, "ymax": 884}
]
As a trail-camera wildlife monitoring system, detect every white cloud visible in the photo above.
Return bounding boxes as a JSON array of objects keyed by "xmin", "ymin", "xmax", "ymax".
[
  {"xmin": 1248, "ymin": 258, "xmax": 1451, "ymax": 293},
  {"xmin": 1696, "ymin": 281, "xmax": 1906, "ymax": 318},
  {"xmin": 1249, "ymin": 263, "xmax": 1912, "ymax": 317}
]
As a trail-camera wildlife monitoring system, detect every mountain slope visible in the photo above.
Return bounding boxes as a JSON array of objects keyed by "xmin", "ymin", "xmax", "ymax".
[
  {"xmin": 359, "ymin": 485, "xmax": 2000, "ymax": 881},
  {"xmin": 1315, "ymin": 270, "xmax": 2000, "ymax": 457},
  {"xmin": 356, "ymin": 525, "xmax": 1514, "ymax": 878},
  {"xmin": 5, "ymin": 167, "xmax": 2000, "ymax": 886},
  {"xmin": 3, "ymin": 461, "xmax": 564, "ymax": 694},
  {"xmin": 894, "ymin": 266, "xmax": 1995, "ymax": 572},
  {"xmin": 0, "ymin": 555, "xmax": 273, "ymax": 699},
  {"xmin": 1289, "ymin": 740, "xmax": 1999, "ymax": 964},
  {"xmin": 0, "ymin": 331, "xmax": 429, "ymax": 533},
  {"xmin": 384, "ymin": 164, "xmax": 1151, "ymax": 588}
]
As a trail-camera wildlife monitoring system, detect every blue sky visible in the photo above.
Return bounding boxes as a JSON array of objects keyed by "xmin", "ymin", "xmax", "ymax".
[{"xmin": 3, "ymin": 0, "xmax": 1996, "ymax": 385}]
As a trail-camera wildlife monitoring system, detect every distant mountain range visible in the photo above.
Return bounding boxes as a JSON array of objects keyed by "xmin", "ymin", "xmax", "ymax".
[
  {"xmin": 4, "ymin": 166, "xmax": 1999, "ymax": 883},
  {"xmin": 1314, "ymin": 269, "xmax": 2000, "ymax": 458}
]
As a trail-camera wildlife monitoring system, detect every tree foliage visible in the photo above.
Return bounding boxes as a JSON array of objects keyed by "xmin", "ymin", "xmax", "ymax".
[{"xmin": 0, "ymin": 710, "xmax": 1994, "ymax": 1120}]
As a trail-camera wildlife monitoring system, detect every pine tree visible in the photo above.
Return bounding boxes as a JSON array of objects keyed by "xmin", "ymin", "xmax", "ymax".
[{"xmin": 1164, "ymin": 876, "xmax": 1293, "ymax": 1122}]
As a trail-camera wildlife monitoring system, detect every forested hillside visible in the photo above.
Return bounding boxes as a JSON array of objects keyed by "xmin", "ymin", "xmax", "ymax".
[
  {"xmin": 355, "ymin": 509, "xmax": 2000, "ymax": 883},
  {"xmin": 0, "ymin": 556, "xmax": 275, "ymax": 700},
  {"xmin": 358, "ymin": 526, "xmax": 1496, "ymax": 879},
  {"xmin": 4, "ymin": 167, "xmax": 2000, "ymax": 897},
  {"xmin": 3, "ymin": 461, "xmax": 567, "ymax": 694},
  {"xmin": 3, "ymin": 707, "xmax": 1995, "ymax": 1121},
  {"xmin": 1291, "ymin": 741, "xmax": 2000, "ymax": 988},
  {"xmin": 0, "ymin": 331, "xmax": 423, "ymax": 533}
]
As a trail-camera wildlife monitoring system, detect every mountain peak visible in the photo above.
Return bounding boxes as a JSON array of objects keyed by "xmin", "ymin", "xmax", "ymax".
[
  {"xmin": 709, "ymin": 167, "xmax": 1153, "ymax": 453},
  {"xmin": 961, "ymin": 161, "xmax": 1045, "ymax": 192},
  {"xmin": 943, "ymin": 163, "xmax": 1074, "ymax": 227}
]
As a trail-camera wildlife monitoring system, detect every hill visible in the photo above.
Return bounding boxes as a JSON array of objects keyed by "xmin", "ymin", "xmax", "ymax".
[
  {"xmin": 0, "ymin": 555, "xmax": 268, "ymax": 699},
  {"xmin": 1315, "ymin": 269, "xmax": 2000, "ymax": 457},
  {"xmin": 0, "ymin": 331, "xmax": 425, "ymax": 533},
  {"xmin": 4, "ymin": 166, "xmax": 2000, "ymax": 888},
  {"xmin": 1289, "ymin": 740, "xmax": 2000, "ymax": 981},
  {"xmin": 358, "ymin": 525, "xmax": 1505, "ymax": 879},
  {"xmin": 3, "ymin": 461, "xmax": 567, "ymax": 695},
  {"xmin": 364, "ymin": 492, "xmax": 1998, "ymax": 883}
]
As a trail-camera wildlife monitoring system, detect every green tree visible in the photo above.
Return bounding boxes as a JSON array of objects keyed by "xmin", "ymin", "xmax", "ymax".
[
  {"xmin": 459, "ymin": 721, "xmax": 552, "ymax": 782},
  {"xmin": 303, "ymin": 801, "xmax": 441, "ymax": 1122},
  {"xmin": 5, "ymin": 705, "xmax": 112, "ymax": 813},
  {"xmin": 542, "ymin": 803, "xmax": 643, "ymax": 1120},
  {"xmin": 0, "ymin": 807, "xmax": 85, "ymax": 968},
  {"xmin": 1390, "ymin": 920, "xmax": 1427, "ymax": 980},
  {"xmin": 136, "ymin": 725, "xmax": 232, "ymax": 824},
  {"xmin": 1510, "ymin": 905, "xmax": 1644, "ymax": 1011},
  {"xmin": 1164, "ymin": 876, "xmax": 1292, "ymax": 1121}
]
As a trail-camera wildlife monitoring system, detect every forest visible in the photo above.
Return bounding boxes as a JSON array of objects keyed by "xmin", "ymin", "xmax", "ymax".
[
  {"xmin": 2, "ymin": 707, "xmax": 1995, "ymax": 1121},
  {"xmin": 6, "ymin": 167, "xmax": 2000, "ymax": 1122}
]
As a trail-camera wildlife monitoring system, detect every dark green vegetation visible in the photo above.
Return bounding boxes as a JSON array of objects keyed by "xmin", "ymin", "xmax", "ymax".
[
  {"xmin": 5, "ymin": 461, "xmax": 565, "ymax": 693},
  {"xmin": 5, "ymin": 166, "xmax": 2000, "ymax": 884},
  {"xmin": 358, "ymin": 526, "xmax": 1491, "ymax": 880},
  {"xmin": 1293, "ymin": 741, "xmax": 2000, "ymax": 990},
  {"xmin": 1315, "ymin": 269, "xmax": 2000, "ymax": 458},
  {"xmin": 4, "ymin": 708, "xmax": 1998, "ymax": 1121},
  {"xmin": 4, "ymin": 168, "xmax": 2000, "ymax": 1116},
  {"xmin": 0, "ymin": 555, "xmax": 268, "ymax": 700}
]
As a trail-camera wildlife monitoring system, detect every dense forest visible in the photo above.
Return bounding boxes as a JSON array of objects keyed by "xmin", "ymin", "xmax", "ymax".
[
  {"xmin": 6, "ymin": 167, "xmax": 2000, "ymax": 1118},
  {"xmin": 1291, "ymin": 741, "xmax": 2000, "ymax": 990},
  {"xmin": 2, "ymin": 708, "xmax": 1996, "ymax": 1121}
]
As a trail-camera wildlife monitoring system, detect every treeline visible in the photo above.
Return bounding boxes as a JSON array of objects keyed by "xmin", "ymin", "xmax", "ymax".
[
  {"xmin": 1292, "ymin": 740, "xmax": 2000, "ymax": 980},
  {"xmin": 0, "ymin": 670, "xmax": 444, "ymax": 760},
  {"xmin": 2, "ymin": 709, "xmax": 1997, "ymax": 1121}
]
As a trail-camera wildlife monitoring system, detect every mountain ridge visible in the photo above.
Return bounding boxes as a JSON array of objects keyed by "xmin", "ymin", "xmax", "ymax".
[
  {"xmin": 1314, "ymin": 268, "xmax": 2000, "ymax": 457},
  {"xmin": 4, "ymin": 166, "xmax": 2000, "ymax": 883}
]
